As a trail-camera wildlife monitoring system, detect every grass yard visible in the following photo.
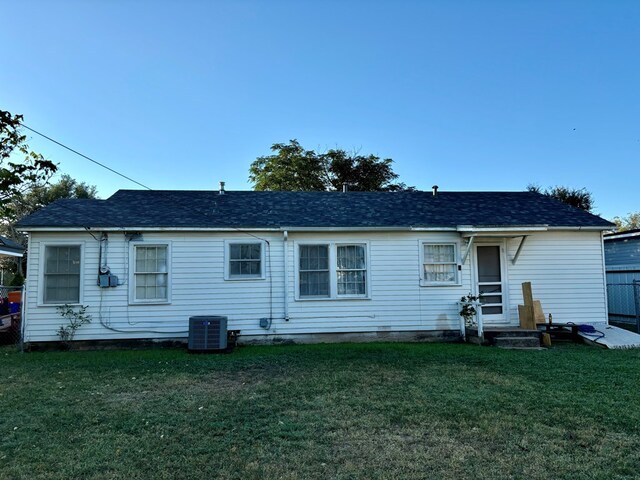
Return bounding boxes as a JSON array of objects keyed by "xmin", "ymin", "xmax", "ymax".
[{"xmin": 1, "ymin": 342, "xmax": 640, "ymax": 480}]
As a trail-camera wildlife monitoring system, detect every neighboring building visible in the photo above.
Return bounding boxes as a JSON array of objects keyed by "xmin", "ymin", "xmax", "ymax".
[
  {"xmin": 604, "ymin": 229, "xmax": 640, "ymax": 325},
  {"xmin": 0, "ymin": 235, "xmax": 25, "ymax": 258},
  {"xmin": 16, "ymin": 188, "xmax": 614, "ymax": 344}
]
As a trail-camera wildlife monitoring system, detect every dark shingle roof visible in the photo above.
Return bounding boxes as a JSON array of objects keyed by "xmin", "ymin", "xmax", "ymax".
[
  {"xmin": 0, "ymin": 235, "xmax": 25, "ymax": 255},
  {"xmin": 16, "ymin": 190, "xmax": 614, "ymax": 230}
]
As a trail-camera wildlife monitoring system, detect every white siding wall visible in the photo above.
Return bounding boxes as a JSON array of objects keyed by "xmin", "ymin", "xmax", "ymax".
[
  {"xmin": 23, "ymin": 229, "xmax": 607, "ymax": 342},
  {"xmin": 504, "ymin": 231, "xmax": 607, "ymax": 324}
]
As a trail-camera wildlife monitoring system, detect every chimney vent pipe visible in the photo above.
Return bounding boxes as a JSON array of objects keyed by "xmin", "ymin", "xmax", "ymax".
[
  {"xmin": 219, "ymin": 181, "xmax": 225, "ymax": 195},
  {"xmin": 432, "ymin": 185, "xmax": 439, "ymax": 196}
]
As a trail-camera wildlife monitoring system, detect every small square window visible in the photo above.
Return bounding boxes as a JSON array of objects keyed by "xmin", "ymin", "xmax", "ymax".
[
  {"xmin": 422, "ymin": 243, "xmax": 458, "ymax": 285},
  {"xmin": 227, "ymin": 242, "xmax": 263, "ymax": 279}
]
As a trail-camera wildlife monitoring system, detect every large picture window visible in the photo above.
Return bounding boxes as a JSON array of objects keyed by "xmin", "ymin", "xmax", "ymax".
[
  {"xmin": 298, "ymin": 243, "xmax": 368, "ymax": 299},
  {"xmin": 43, "ymin": 245, "xmax": 81, "ymax": 304},
  {"xmin": 133, "ymin": 245, "xmax": 169, "ymax": 302},
  {"xmin": 422, "ymin": 243, "xmax": 458, "ymax": 285}
]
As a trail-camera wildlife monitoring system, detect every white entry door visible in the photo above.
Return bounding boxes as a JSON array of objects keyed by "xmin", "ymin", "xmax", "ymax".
[{"xmin": 474, "ymin": 244, "xmax": 507, "ymax": 324}]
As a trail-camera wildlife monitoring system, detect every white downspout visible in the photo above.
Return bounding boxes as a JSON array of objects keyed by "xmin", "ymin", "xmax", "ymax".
[
  {"xmin": 283, "ymin": 230, "xmax": 289, "ymax": 321},
  {"xmin": 20, "ymin": 233, "xmax": 32, "ymax": 351},
  {"xmin": 600, "ymin": 230, "xmax": 610, "ymax": 325}
]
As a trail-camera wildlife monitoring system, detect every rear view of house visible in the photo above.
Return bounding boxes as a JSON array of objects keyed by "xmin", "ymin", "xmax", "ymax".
[{"xmin": 16, "ymin": 188, "xmax": 614, "ymax": 345}]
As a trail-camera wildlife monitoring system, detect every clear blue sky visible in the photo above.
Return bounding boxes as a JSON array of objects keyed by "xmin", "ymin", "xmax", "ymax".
[{"xmin": 1, "ymin": 0, "xmax": 638, "ymax": 220}]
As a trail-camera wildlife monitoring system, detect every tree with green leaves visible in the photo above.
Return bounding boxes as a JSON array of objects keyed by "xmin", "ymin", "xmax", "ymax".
[
  {"xmin": 249, "ymin": 139, "xmax": 412, "ymax": 191},
  {"xmin": 0, "ymin": 110, "xmax": 57, "ymax": 215},
  {"xmin": 612, "ymin": 212, "xmax": 640, "ymax": 232},
  {"xmin": 1, "ymin": 174, "xmax": 99, "ymax": 280},
  {"xmin": 527, "ymin": 184, "xmax": 594, "ymax": 212}
]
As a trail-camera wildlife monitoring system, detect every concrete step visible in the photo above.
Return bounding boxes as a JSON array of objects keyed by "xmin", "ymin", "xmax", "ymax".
[
  {"xmin": 494, "ymin": 336, "xmax": 541, "ymax": 348},
  {"xmin": 491, "ymin": 329, "xmax": 540, "ymax": 338},
  {"xmin": 497, "ymin": 346, "xmax": 547, "ymax": 351}
]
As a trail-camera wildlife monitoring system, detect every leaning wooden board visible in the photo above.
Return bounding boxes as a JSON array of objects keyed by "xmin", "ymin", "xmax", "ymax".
[{"xmin": 518, "ymin": 304, "xmax": 536, "ymax": 329}]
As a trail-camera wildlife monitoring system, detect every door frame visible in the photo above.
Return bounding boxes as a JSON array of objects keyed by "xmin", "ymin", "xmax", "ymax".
[{"xmin": 472, "ymin": 239, "xmax": 511, "ymax": 325}]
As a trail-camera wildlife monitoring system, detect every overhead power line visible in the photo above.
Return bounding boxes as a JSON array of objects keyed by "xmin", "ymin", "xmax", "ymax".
[{"xmin": 20, "ymin": 123, "xmax": 152, "ymax": 190}]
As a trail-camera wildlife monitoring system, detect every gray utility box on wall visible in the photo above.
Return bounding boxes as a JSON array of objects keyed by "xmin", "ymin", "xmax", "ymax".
[{"xmin": 188, "ymin": 316, "xmax": 228, "ymax": 351}]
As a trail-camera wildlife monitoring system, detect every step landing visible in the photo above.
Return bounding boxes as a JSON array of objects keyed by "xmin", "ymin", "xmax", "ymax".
[{"xmin": 466, "ymin": 326, "xmax": 542, "ymax": 348}]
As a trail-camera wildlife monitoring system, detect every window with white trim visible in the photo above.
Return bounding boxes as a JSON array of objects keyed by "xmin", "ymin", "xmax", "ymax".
[
  {"xmin": 336, "ymin": 245, "xmax": 367, "ymax": 295},
  {"xmin": 298, "ymin": 243, "xmax": 368, "ymax": 299},
  {"xmin": 299, "ymin": 244, "xmax": 330, "ymax": 297},
  {"xmin": 422, "ymin": 243, "xmax": 458, "ymax": 285},
  {"xmin": 43, "ymin": 245, "xmax": 81, "ymax": 304},
  {"xmin": 226, "ymin": 242, "xmax": 264, "ymax": 279},
  {"xmin": 133, "ymin": 245, "xmax": 169, "ymax": 302}
]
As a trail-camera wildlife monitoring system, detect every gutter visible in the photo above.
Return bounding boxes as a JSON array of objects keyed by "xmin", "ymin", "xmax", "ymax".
[
  {"xmin": 0, "ymin": 249, "xmax": 25, "ymax": 257},
  {"xmin": 18, "ymin": 224, "xmax": 614, "ymax": 233},
  {"xmin": 545, "ymin": 226, "xmax": 613, "ymax": 231},
  {"xmin": 17, "ymin": 226, "xmax": 285, "ymax": 233},
  {"xmin": 604, "ymin": 230, "xmax": 640, "ymax": 241}
]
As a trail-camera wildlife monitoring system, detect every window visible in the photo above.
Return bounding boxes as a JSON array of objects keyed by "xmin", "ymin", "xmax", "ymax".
[
  {"xmin": 226, "ymin": 242, "xmax": 264, "ymax": 280},
  {"xmin": 299, "ymin": 245, "xmax": 330, "ymax": 297},
  {"xmin": 422, "ymin": 243, "xmax": 458, "ymax": 285},
  {"xmin": 43, "ymin": 245, "xmax": 81, "ymax": 304},
  {"xmin": 298, "ymin": 243, "xmax": 368, "ymax": 299},
  {"xmin": 337, "ymin": 245, "xmax": 366, "ymax": 295},
  {"xmin": 133, "ymin": 245, "xmax": 169, "ymax": 302}
]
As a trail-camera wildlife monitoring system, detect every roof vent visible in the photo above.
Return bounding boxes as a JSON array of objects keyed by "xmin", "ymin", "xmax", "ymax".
[
  {"xmin": 432, "ymin": 185, "xmax": 439, "ymax": 196},
  {"xmin": 342, "ymin": 183, "xmax": 349, "ymax": 193},
  {"xmin": 219, "ymin": 181, "xmax": 225, "ymax": 195}
]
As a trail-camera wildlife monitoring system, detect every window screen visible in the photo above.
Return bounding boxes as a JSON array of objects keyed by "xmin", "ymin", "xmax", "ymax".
[
  {"xmin": 44, "ymin": 246, "xmax": 81, "ymax": 304},
  {"xmin": 134, "ymin": 246, "xmax": 168, "ymax": 301},
  {"xmin": 336, "ymin": 245, "xmax": 366, "ymax": 295},
  {"xmin": 299, "ymin": 245, "xmax": 330, "ymax": 297}
]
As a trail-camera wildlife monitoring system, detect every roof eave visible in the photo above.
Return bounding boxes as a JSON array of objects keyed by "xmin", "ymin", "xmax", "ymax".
[{"xmin": 18, "ymin": 224, "xmax": 613, "ymax": 233}]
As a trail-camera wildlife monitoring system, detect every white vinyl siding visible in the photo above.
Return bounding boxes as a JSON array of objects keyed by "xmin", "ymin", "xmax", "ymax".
[
  {"xmin": 21, "ymin": 230, "xmax": 608, "ymax": 342},
  {"xmin": 422, "ymin": 243, "xmax": 458, "ymax": 285},
  {"xmin": 505, "ymin": 232, "xmax": 607, "ymax": 325},
  {"xmin": 42, "ymin": 245, "xmax": 81, "ymax": 304},
  {"xmin": 132, "ymin": 245, "xmax": 169, "ymax": 303}
]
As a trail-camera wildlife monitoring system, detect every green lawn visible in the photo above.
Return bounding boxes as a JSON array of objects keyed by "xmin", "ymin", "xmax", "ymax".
[{"xmin": 1, "ymin": 342, "xmax": 639, "ymax": 480}]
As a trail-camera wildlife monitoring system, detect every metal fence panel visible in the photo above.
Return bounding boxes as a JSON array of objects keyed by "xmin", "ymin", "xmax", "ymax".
[{"xmin": 606, "ymin": 275, "xmax": 640, "ymax": 332}]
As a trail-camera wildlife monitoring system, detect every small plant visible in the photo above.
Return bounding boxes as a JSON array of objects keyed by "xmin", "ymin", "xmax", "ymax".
[
  {"xmin": 459, "ymin": 293, "xmax": 482, "ymax": 326},
  {"xmin": 56, "ymin": 304, "xmax": 92, "ymax": 346}
]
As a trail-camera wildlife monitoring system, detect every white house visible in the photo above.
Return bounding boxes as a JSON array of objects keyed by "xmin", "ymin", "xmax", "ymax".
[{"xmin": 16, "ymin": 187, "xmax": 614, "ymax": 345}]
